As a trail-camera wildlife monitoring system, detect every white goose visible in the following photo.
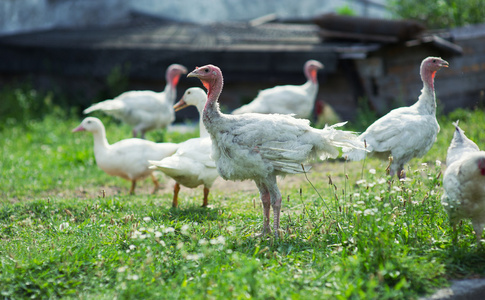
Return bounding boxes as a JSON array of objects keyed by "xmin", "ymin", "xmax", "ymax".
[
  {"xmin": 344, "ymin": 57, "xmax": 449, "ymax": 178},
  {"xmin": 72, "ymin": 117, "xmax": 179, "ymax": 194},
  {"xmin": 149, "ymin": 87, "xmax": 219, "ymax": 207},
  {"xmin": 232, "ymin": 60, "xmax": 324, "ymax": 119},
  {"xmin": 187, "ymin": 64, "xmax": 364, "ymax": 237},
  {"xmin": 83, "ymin": 64, "xmax": 187, "ymax": 138}
]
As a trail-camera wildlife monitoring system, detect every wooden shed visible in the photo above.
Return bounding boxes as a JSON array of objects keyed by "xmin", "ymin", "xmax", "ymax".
[{"xmin": 0, "ymin": 11, "xmax": 477, "ymax": 124}]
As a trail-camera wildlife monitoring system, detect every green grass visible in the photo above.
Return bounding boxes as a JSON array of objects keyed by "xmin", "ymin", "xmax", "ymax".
[{"xmin": 1, "ymin": 94, "xmax": 485, "ymax": 299}]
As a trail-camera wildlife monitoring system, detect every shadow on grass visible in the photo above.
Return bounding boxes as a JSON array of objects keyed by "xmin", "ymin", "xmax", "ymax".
[
  {"xmin": 442, "ymin": 243, "xmax": 485, "ymax": 279},
  {"xmin": 165, "ymin": 206, "xmax": 223, "ymax": 223}
]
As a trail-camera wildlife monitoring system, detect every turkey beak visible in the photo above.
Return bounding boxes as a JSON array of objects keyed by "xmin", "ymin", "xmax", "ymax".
[
  {"xmin": 187, "ymin": 70, "xmax": 198, "ymax": 78},
  {"xmin": 173, "ymin": 99, "xmax": 189, "ymax": 112},
  {"xmin": 72, "ymin": 125, "xmax": 85, "ymax": 133},
  {"xmin": 440, "ymin": 60, "xmax": 449, "ymax": 68}
]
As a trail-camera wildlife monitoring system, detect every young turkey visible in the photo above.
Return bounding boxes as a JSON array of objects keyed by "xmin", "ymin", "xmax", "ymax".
[
  {"xmin": 72, "ymin": 117, "xmax": 179, "ymax": 195},
  {"xmin": 442, "ymin": 121, "xmax": 485, "ymax": 244},
  {"xmin": 231, "ymin": 60, "xmax": 324, "ymax": 119},
  {"xmin": 344, "ymin": 57, "xmax": 449, "ymax": 178},
  {"xmin": 149, "ymin": 87, "xmax": 219, "ymax": 208},
  {"xmin": 187, "ymin": 64, "xmax": 364, "ymax": 237},
  {"xmin": 83, "ymin": 64, "xmax": 187, "ymax": 138}
]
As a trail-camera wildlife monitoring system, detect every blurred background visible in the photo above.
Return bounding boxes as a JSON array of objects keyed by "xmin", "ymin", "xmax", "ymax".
[{"xmin": 0, "ymin": 0, "xmax": 484, "ymax": 128}]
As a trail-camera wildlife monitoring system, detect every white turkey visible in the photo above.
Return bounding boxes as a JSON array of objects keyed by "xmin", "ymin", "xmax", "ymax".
[
  {"xmin": 231, "ymin": 60, "xmax": 324, "ymax": 119},
  {"xmin": 83, "ymin": 64, "xmax": 187, "ymax": 138},
  {"xmin": 344, "ymin": 57, "xmax": 449, "ymax": 178},
  {"xmin": 149, "ymin": 87, "xmax": 219, "ymax": 208},
  {"xmin": 187, "ymin": 64, "xmax": 364, "ymax": 237},
  {"xmin": 442, "ymin": 121, "xmax": 485, "ymax": 244},
  {"xmin": 72, "ymin": 117, "xmax": 179, "ymax": 194}
]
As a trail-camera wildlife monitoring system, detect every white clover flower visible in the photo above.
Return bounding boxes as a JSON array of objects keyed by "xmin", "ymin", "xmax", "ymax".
[
  {"xmin": 369, "ymin": 169, "xmax": 376, "ymax": 174},
  {"xmin": 186, "ymin": 254, "xmax": 197, "ymax": 260},
  {"xmin": 129, "ymin": 244, "xmax": 136, "ymax": 250},
  {"xmin": 131, "ymin": 230, "xmax": 141, "ymax": 239},
  {"xmin": 421, "ymin": 163, "xmax": 428, "ymax": 167},
  {"xmin": 127, "ymin": 274, "xmax": 139, "ymax": 281},
  {"xmin": 364, "ymin": 208, "xmax": 378, "ymax": 216},
  {"xmin": 59, "ymin": 222, "xmax": 69, "ymax": 231},
  {"xmin": 436, "ymin": 160, "xmax": 442, "ymax": 167},
  {"xmin": 356, "ymin": 179, "xmax": 367, "ymax": 185},
  {"xmin": 227, "ymin": 226, "xmax": 236, "ymax": 233},
  {"xmin": 356, "ymin": 201, "xmax": 365, "ymax": 205},
  {"xmin": 164, "ymin": 227, "xmax": 175, "ymax": 233},
  {"xmin": 374, "ymin": 196, "xmax": 382, "ymax": 201},
  {"xmin": 368, "ymin": 182, "xmax": 376, "ymax": 188},
  {"xmin": 353, "ymin": 193, "xmax": 360, "ymax": 197},
  {"xmin": 377, "ymin": 178, "xmax": 386, "ymax": 184},
  {"xmin": 143, "ymin": 217, "xmax": 151, "ymax": 222},
  {"xmin": 210, "ymin": 236, "xmax": 226, "ymax": 245},
  {"xmin": 198, "ymin": 238, "xmax": 208, "ymax": 245},
  {"xmin": 216, "ymin": 236, "xmax": 226, "ymax": 245},
  {"xmin": 158, "ymin": 240, "xmax": 166, "ymax": 247},
  {"xmin": 148, "ymin": 228, "xmax": 154, "ymax": 233},
  {"xmin": 187, "ymin": 253, "xmax": 204, "ymax": 261},
  {"xmin": 117, "ymin": 266, "xmax": 128, "ymax": 273},
  {"xmin": 181, "ymin": 224, "xmax": 190, "ymax": 235},
  {"xmin": 154, "ymin": 231, "xmax": 162, "ymax": 238}
]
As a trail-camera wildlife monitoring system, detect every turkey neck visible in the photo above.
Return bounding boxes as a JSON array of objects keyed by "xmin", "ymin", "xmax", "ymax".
[
  {"xmin": 304, "ymin": 67, "xmax": 318, "ymax": 84},
  {"xmin": 414, "ymin": 67, "xmax": 437, "ymax": 115},
  {"xmin": 164, "ymin": 73, "xmax": 179, "ymax": 104},
  {"xmin": 202, "ymin": 76, "xmax": 224, "ymax": 130}
]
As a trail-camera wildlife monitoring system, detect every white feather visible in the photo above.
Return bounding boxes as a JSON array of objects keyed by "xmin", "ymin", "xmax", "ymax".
[
  {"xmin": 232, "ymin": 60, "xmax": 323, "ymax": 119},
  {"xmin": 442, "ymin": 121, "xmax": 485, "ymax": 243},
  {"xmin": 343, "ymin": 57, "xmax": 448, "ymax": 177},
  {"xmin": 83, "ymin": 64, "xmax": 187, "ymax": 137}
]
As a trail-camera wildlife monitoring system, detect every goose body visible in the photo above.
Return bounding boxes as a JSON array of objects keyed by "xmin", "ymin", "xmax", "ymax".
[
  {"xmin": 149, "ymin": 88, "xmax": 218, "ymax": 207},
  {"xmin": 73, "ymin": 117, "xmax": 178, "ymax": 194}
]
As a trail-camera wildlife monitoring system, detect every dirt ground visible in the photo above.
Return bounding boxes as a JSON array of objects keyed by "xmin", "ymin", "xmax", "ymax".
[{"xmin": 54, "ymin": 160, "xmax": 369, "ymax": 201}]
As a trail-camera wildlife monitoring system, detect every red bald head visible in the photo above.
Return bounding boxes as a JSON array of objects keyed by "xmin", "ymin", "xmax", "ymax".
[
  {"xmin": 304, "ymin": 60, "xmax": 324, "ymax": 84},
  {"xmin": 166, "ymin": 64, "xmax": 188, "ymax": 88}
]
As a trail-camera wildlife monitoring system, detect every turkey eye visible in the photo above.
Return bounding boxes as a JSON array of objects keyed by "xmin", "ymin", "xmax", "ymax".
[
  {"xmin": 204, "ymin": 68, "xmax": 209, "ymax": 73},
  {"xmin": 432, "ymin": 59, "xmax": 436, "ymax": 63}
]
